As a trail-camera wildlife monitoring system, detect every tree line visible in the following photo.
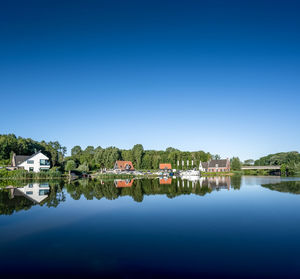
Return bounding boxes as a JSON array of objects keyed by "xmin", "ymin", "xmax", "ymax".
[
  {"xmin": 0, "ymin": 177, "xmax": 242, "ymax": 215},
  {"xmin": 68, "ymin": 144, "xmax": 212, "ymax": 171},
  {"xmin": 254, "ymin": 151, "xmax": 300, "ymax": 175},
  {"xmin": 0, "ymin": 134, "xmax": 66, "ymax": 167}
]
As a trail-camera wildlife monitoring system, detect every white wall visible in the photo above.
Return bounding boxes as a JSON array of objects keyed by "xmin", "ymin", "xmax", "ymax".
[
  {"xmin": 19, "ymin": 152, "xmax": 50, "ymax": 173},
  {"xmin": 17, "ymin": 182, "xmax": 50, "ymax": 203}
]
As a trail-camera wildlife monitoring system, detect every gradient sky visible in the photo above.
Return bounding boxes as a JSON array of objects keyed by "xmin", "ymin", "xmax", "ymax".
[{"xmin": 1, "ymin": 0, "xmax": 299, "ymax": 160}]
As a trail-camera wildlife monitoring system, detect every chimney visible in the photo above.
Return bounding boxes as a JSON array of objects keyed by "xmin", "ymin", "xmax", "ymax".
[{"xmin": 11, "ymin": 153, "xmax": 16, "ymax": 167}]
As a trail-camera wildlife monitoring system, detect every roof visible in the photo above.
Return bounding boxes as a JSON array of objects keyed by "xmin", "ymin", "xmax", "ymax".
[
  {"xmin": 208, "ymin": 159, "xmax": 228, "ymax": 168},
  {"xmin": 13, "ymin": 151, "xmax": 49, "ymax": 166},
  {"xmin": 201, "ymin": 162, "xmax": 208, "ymax": 168},
  {"xmin": 159, "ymin": 178, "xmax": 172, "ymax": 184},
  {"xmin": 114, "ymin": 160, "xmax": 134, "ymax": 171},
  {"xmin": 115, "ymin": 179, "xmax": 134, "ymax": 187},
  {"xmin": 159, "ymin": 163, "xmax": 172, "ymax": 170},
  {"xmin": 201, "ymin": 159, "xmax": 229, "ymax": 168},
  {"xmin": 14, "ymin": 155, "xmax": 31, "ymax": 166}
]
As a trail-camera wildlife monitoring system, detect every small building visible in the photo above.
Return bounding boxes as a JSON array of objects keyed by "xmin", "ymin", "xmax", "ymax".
[
  {"xmin": 11, "ymin": 151, "xmax": 51, "ymax": 173},
  {"xmin": 159, "ymin": 178, "xmax": 172, "ymax": 185},
  {"xmin": 114, "ymin": 160, "xmax": 135, "ymax": 171},
  {"xmin": 159, "ymin": 163, "xmax": 172, "ymax": 171},
  {"xmin": 199, "ymin": 159, "xmax": 230, "ymax": 173}
]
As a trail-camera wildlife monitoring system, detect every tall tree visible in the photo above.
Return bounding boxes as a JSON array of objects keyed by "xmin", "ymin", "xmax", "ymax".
[
  {"xmin": 132, "ymin": 144, "xmax": 144, "ymax": 169},
  {"xmin": 231, "ymin": 157, "xmax": 241, "ymax": 171},
  {"xmin": 65, "ymin": 160, "xmax": 76, "ymax": 177}
]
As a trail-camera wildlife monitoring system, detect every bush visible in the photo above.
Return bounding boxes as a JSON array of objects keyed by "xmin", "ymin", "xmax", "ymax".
[{"xmin": 0, "ymin": 168, "xmax": 62, "ymax": 179}]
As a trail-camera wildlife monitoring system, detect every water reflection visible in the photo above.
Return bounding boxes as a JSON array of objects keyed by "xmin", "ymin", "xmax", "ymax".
[
  {"xmin": 0, "ymin": 177, "xmax": 239, "ymax": 215},
  {"xmin": 114, "ymin": 179, "xmax": 135, "ymax": 187},
  {"xmin": 7, "ymin": 183, "xmax": 50, "ymax": 204},
  {"xmin": 2, "ymin": 176, "xmax": 300, "ymax": 216},
  {"xmin": 261, "ymin": 180, "xmax": 300, "ymax": 194},
  {"xmin": 0, "ymin": 182, "xmax": 65, "ymax": 215},
  {"xmin": 159, "ymin": 177, "xmax": 172, "ymax": 184}
]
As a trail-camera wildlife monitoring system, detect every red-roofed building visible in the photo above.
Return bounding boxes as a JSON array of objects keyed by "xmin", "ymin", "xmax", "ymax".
[
  {"xmin": 115, "ymin": 179, "xmax": 134, "ymax": 187},
  {"xmin": 159, "ymin": 178, "xmax": 172, "ymax": 184},
  {"xmin": 114, "ymin": 161, "xmax": 135, "ymax": 171},
  {"xmin": 199, "ymin": 159, "xmax": 230, "ymax": 173},
  {"xmin": 159, "ymin": 163, "xmax": 172, "ymax": 171}
]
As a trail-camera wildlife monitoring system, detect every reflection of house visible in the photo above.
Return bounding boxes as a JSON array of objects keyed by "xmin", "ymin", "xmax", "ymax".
[
  {"xmin": 7, "ymin": 183, "xmax": 50, "ymax": 203},
  {"xmin": 159, "ymin": 163, "xmax": 172, "ymax": 171},
  {"xmin": 199, "ymin": 159, "xmax": 230, "ymax": 172},
  {"xmin": 114, "ymin": 161, "xmax": 134, "ymax": 171},
  {"xmin": 199, "ymin": 176, "xmax": 231, "ymax": 190},
  {"xmin": 114, "ymin": 179, "xmax": 134, "ymax": 187},
  {"xmin": 11, "ymin": 151, "xmax": 51, "ymax": 172},
  {"xmin": 159, "ymin": 178, "xmax": 172, "ymax": 185}
]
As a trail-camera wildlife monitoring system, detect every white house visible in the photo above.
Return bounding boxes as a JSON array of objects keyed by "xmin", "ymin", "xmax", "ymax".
[{"xmin": 12, "ymin": 151, "xmax": 51, "ymax": 172}]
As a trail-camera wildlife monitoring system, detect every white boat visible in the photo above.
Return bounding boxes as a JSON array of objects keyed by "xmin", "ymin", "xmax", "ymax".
[{"xmin": 180, "ymin": 169, "xmax": 200, "ymax": 177}]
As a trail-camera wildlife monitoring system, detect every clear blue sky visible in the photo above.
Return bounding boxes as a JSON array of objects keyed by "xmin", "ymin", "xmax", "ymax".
[{"xmin": 1, "ymin": 0, "xmax": 299, "ymax": 160}]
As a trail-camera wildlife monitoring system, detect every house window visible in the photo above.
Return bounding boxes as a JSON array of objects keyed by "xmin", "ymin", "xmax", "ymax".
[
  {"xmin": 39, "ymin": 183, "xmax": 49, "ymax": 188},
  {"xmin": 29, "ymin": 167, "xmax": 34, "ymax": 172},
  {"xmin": 39, "ymin": 189, "xmax": 49, "ymax": 196},
  {"xmin": 27, "ymin": 160, "xmax": 34, "ymax": 164},
  {"xmin": 26, "ymin": 191, "xmax": 33, "ymax": 195},
  {"xmin": 40, "ymin": 159, "xmax": 50, "ymax": 166},
  {"xmin": 40, "ymin": 168, "xmax": 49, "ymax": 172},
  {"xmin": 28, "ymin": 184, "xmax": 33, "ymax": 188}
]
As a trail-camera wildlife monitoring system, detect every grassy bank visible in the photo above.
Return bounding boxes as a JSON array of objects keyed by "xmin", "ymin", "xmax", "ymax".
[
  {"xmin": 233, "ymin": 170, "xmax": 276, "ymax": 176},
  {"xmin": 91, "ymin": 173, "xmax": 139, "ymax": 179},
  {"xmin": 201, "ymin": 172, "xmax": 234, "ymax": 176},
  {"xmin": 0, "ymin": 169, "xmax": 63, "ymax": 180}
]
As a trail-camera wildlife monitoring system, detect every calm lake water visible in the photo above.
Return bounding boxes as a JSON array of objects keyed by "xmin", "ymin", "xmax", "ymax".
[{"xmin": 1, "ymin": 176, "xmax": 300, "ymax": 278}]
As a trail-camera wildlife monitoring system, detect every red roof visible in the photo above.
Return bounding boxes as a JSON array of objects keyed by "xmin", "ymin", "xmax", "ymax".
[
  {"xmin": 114, "ymin": 161, "xmax": 134, "ymax": 171},
  {"xmin": 159, "ymin": 163, "xmax": 172, "ymax": 170},
  {"xmin": 159, "ymin": 178, "xmax": 172, "ymax": 184},
  {"xmin": 115, "ymin": 179, "xmax": 134, "ymax": 187}
]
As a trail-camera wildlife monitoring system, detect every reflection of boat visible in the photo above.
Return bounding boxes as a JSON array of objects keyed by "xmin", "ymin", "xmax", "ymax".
[
  {"xmin": 6, "ymin": 183, "xmax": 50, "ymax": 203},
  {"xmin": 114, "ymin": 179, "xmax": 134, "ymax": 188},
  {"xmin": 180, "ymin": 169, "xmax": 200, "ymax": 177},
  {"xmin": 181, "ymin": 175, "xmax": 200, "ymax": 182}
]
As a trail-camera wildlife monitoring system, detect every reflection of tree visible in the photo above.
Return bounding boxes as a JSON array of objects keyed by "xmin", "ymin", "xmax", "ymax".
[
  {"xmin": 231, "ymin": 176, "xmax": 242, "ymax": 190},
  {"xmin": 64, "ymin": 178, "xmax": 218, "ymax": 203},
  {"xmin": 0, "ymin": 181, "xmax": 66, "ymax": 215},
  {"xmin": 132, "ymin": 180, "xmax": 144, "ymax": 202},
  {"xmin": 44, "ymin": 182, "xmax": 66, "ymax": 208},
  {"xmin": 0, "ymin": 177, "xmax": 234, "ymax": 215},
  {"xmin": 262, "ymin": 181, "xmax": 300, "ymax": 194},
  {"xmin": 0, "ymin": 191, "xmax": 33, "ymax": 215}
]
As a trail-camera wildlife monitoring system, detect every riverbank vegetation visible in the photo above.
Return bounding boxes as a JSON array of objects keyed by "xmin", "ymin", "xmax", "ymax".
[
  {"xmin": 68, "ymin": 144, "xmax": 212, "ymax": 171},
  {"xmin": 255, "ymin": 151, "xmax": 300, "ymax": 176},
  {"xmin": 0, "ymin": 169, "xmax": 62, "ymax": 180},
  {"xmin": 0, "ymin": 177, "xmax": 242, "ymax": 215},
  {"xmin": 1, "ymin": 134, "xmax": 300, "ymax": 177}
]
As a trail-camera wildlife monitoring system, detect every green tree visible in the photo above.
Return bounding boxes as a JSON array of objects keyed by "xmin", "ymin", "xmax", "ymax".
[
  {"xmin": 78, "ymin": 162, "xmax": 89, "ymax": 172},
  {"xmin": 132, "ymin": 144, "xmax": 144, "ymax": 169},
  {"xmin": 231, "ymin": 157, "xmax": 241, "ymax": 171},
  {"xmin": 65, "ymin": 160, "xmax": 76, "ymax": 176},
  {"xmin": 244, "ymin": 159, "xmax": 254, "ymax": 166},
  {"xmin": 212, "ymin": 154, "xmax": 221, "ymax": 160},
  {"xmin": 280, "ymin": 164, "xmax": 287, "ymax": 176},
  {"xmin": 71, "ymin": 146, "xmax": 82, "ymax": 157}
]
